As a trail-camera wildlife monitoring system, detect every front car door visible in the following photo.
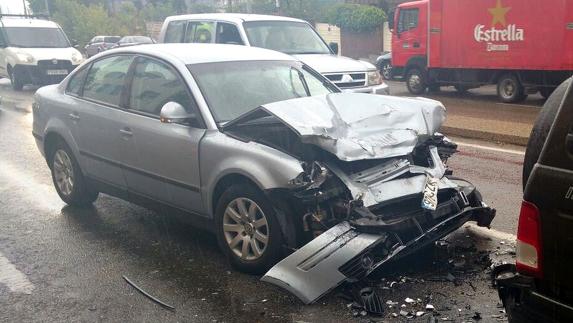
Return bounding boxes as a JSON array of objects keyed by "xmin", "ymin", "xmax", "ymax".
[
  {"xmin": 75, "ymin": 54, "xmax": 134, "ymax": 190},
  {"xmin": 183, "ymin": 20, "xmax": 216, "ymax": 44},
  {"xmin": 122, "ymin": 56, "xmax": 206, "ymax": 213}
]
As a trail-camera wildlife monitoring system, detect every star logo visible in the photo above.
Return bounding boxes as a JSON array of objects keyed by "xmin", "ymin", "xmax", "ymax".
[{"xmin": 488, "ymin": 0, "xmax": 511, "ymax": 27}]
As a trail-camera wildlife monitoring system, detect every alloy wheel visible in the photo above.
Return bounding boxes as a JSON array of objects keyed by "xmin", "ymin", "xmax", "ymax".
[
  {"xmin": 223, "ymin": 197, "xmax": 269, "ymax": 261},
  {"xmin": 53, "ymin": 149, "xmax": 74, "ymax": 196}
]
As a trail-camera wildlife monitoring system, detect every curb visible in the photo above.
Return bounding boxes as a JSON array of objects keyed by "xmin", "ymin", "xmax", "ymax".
[{"xmin": 441, "ymin": 125, "xmax": 529, "ymax": 146}]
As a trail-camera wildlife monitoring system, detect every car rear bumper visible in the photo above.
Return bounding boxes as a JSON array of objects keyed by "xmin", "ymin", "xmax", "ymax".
[
  {"xmin": 496, "ymin": 264, "xmax": 573, "ymax": 322},
  {"xmin": 342, "ymin": 82, "xmax": 390, "ymax": 95}
]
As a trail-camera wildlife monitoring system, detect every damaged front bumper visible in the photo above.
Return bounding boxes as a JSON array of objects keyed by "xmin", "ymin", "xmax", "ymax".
[{"xmin": 262, "ymin": 187, "xmax": 495, "ymax": 304}]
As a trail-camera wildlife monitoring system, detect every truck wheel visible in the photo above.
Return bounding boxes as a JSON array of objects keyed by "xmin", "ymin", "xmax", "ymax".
[
  {"xmin": 523, "ymin": 78, "xmax": 570, "ymax": 188},
  {"xmin": 406, "ymin": 67, "xmax": 427, "ymax": 95},
  {"xmin": 10, "ymin": 69, "xmax": 24, "ymax": 91},
  {"xmin": 214, "ymin": 183, "xmax": 284, "ymax": 274},
  {"xmin": 380, "ymin": 62, "xmax": 392, "ymax": 80},
  {"xmin": 49, "ymin": 140, "xmax": 99, "ymax": 207},
  {"xmin": 497, "ymin": 74, "xmax": 525, "ymax": 103}
]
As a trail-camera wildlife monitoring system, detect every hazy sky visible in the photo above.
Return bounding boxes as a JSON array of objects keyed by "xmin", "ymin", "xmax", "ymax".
[{"xmin": 0, "ymin": 0, "xmax": 29, "ymax": 15}]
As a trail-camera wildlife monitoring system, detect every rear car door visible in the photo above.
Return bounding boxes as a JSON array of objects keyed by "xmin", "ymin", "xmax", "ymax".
[
  {"xmin": 75, "ymin": 54, "xmax": 134, "ymax": 190},
  {"xmin": 122, "ymin": 56, "xmax": 206, "ymax": 213},
  {"xmin": 525, "ymin": 80, "xmax": 573, "ymax": 304}
]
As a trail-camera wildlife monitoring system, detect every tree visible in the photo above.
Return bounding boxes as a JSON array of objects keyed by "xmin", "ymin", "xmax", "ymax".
[{"xmin": 326, "ymin": 3, "xmax": 386, "ymax": 32}]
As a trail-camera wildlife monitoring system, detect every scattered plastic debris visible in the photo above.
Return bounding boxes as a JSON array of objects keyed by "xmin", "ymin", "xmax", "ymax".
[
  {"xmin": 426, "ymin": 304, "xmax": 435, "ymax": 311},
  {"xmin": 405, "ymin": 297, "xmax": 415, "ymax": 304}
]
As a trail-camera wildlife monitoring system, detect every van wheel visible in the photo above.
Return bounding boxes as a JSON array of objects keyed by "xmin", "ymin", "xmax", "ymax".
[
  {"xmin": 214, "ymin": 183, "xmax": 284, "ymax": 274},
  {"xmin": 497, "ymin": 73, "xmax": 526, "ymax": 103},
  {"xmin": 406, "ymin": 67, "xmax": 427, "ymax": 95},
  {"xmin": 523, "ymin": 78, "xmax": 570, "ymax": 188},
  {"xmin": 10, "ymin": 69, "xmax": 24, "ymax": 91},
  {"xmin": 49, "ymin": 140, "xmax": 98, "ymax": 206}
]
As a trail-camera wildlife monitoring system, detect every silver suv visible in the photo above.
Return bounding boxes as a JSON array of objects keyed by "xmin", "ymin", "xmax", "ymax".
[
  {"xmin": 33, "ymin": 44, "xmax": 494, "ymax": 302},
  {"xmin": 158, "ymin": 14, "xmax": 389, "ymax": 95}
]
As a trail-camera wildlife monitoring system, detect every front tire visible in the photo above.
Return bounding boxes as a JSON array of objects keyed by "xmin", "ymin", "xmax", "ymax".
[
  {"xmin": 214, "ymin": 184, "xmax": 284, "ymax": 274},
  {"xmin": 380, "ymin": 62, "xmax": 392, "ymax": 80},
  {"xmin": 49, "ymin": 140, "xmax": 98, "ymax": 207},
  {"xmin": 10, "ymin": 68, "xmax": 24, "ymax": 91},
  {"xmin": 406, "ymin": 67, "xmax": 427, "ymax": 95}
]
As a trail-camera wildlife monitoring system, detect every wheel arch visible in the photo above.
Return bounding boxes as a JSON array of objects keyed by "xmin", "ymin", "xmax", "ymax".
[{"xmin": 404, "ymin": 55, "xmax": 428, "ymax": 74}]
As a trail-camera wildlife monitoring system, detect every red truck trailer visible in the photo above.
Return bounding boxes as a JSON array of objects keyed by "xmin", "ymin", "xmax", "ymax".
[{"xmin": 390, "ymin": 0, "xmax": 573, "ymax": 102}]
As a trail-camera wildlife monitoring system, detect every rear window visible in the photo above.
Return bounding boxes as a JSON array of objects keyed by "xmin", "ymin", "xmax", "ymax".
[{"xmin": 104, "ymin": 36, "xmax": 120, "ymax": 43}]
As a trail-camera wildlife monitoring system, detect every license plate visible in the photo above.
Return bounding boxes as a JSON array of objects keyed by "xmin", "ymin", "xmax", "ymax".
[
  {"xmin": 421, "ymin": 175, "xmax": 439, "ymax": 211},
  {"xmin": 46, "ymin": 69, "xmax": 68, "ymax": 75}
]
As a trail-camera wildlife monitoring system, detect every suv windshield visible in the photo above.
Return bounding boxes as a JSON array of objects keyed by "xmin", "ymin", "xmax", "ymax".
[
  {"xmin": 189, "ymin": 60, "xmax": 336, "ymax": 123},
  {"xmin": 4, "ymin": 27, "xmax": 70, "ymax": 48},
  {"xmin": 243, "ymin": 21, "xmax": 331, "ymax": 55}
]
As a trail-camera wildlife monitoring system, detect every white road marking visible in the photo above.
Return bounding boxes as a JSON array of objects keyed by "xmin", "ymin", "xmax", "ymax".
[
  {"xmin": 456, "ymin": 141, "xmax": 525, "ymax": 156},
  {"xmin": 0, "ymin": 251, "xmax": 34, "ymax": 294},
  {"xmin": 496, "ymin": 102, "xmax": 540, "ymax": 109}
]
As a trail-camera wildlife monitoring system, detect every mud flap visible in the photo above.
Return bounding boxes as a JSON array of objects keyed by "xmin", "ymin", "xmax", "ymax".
[{"xmin": 261, "ymin": 222, "xmax": 385, "ymax": 304}]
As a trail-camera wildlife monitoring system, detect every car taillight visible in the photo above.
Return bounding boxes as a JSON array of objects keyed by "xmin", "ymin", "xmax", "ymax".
[{"xmin": 516, "ymin": 200, "xmax": 542, "ymax": 278}]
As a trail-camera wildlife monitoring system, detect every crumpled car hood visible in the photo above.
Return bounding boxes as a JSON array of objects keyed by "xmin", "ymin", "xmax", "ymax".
[{"xmin": 256, "ymin": 93, "xmax": 446, "ymax": 161}]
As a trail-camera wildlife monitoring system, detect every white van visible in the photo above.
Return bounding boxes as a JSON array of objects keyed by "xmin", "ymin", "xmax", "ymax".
[
  {"xmin": 158, "ymin": 14, "xmax": 389, "ymax": 95},
  {"xmin": 0, "ymin": 15, "xmax": 84, "ymax": 90}
]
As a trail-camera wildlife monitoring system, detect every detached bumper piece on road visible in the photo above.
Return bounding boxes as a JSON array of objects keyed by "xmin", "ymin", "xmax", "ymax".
[
  {"xmin": 496, "ymin": 265, "xmax": 573, "ymax": 323},
  {"xmin": 263, "ymin": 185, "xmax": 495, "ymax": 304}
]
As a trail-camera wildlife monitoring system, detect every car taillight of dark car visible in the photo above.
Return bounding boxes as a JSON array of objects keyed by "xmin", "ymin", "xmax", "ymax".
[{"xmin": 516, "ymin": 200, "xmax": 543, "ymax": 278}]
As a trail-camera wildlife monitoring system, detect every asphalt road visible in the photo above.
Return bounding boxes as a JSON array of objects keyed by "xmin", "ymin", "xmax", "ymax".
[{"xmin": 0, "ymin": 80, "xmax": 521, "ymax": 322}]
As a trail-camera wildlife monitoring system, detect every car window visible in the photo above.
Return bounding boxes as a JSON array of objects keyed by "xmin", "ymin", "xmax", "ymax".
[
  {"xmin": 83, "ymin": 55, "xmax": 134, "ymax": 106},
  {"xmin": 129, "ymin": 57, "xmax": 195, "ymax": 117},
  {"xmin": 93, "ymin": 36, "xmax": 103, "ymax": 43},
  {"xmin": 104, "ymin": 36, "xmax": 120, "ymax": 43},
  {"xmin": 216, "ymin": 23, "xmax": 244, "ymax": 45},
  {"xmin": 184, "ymin": 21, "xmax": 215, "ymax": 43},
  {"xmin": 398, "ymin": 8, "xmax": 419, "ymax": 33},
  {"xmin": 189, "ymin": 60, "xmax": 336, "ymax": 122},
  {"xmin": 164, "ymin": 20, "xmax": 186, "ymax": 43},
  {"xmin": 66, "ymin": 66, "xmax": 90, "ymax": 96}
]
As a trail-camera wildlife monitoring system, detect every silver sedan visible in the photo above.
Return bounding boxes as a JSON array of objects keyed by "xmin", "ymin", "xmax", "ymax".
[{"xmin": 33, "ymin": 44, "xmax": 494, "ymax": 303}]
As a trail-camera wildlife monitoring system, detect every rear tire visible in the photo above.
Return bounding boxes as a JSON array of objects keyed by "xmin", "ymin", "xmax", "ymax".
[
  {"xmin": 49, "ymin": 140, "xmax": 98, "ymax": 207},
  {"xmin": 523, "ymin": 78, "xmax": 571, "ymax": 188},
  {"xmin": 406, "ymin": 67, "xmax": 427, "ymax": 95},
  {"xmin": 497, "ymin": 73, "xmax": 526, "ymax": 103},
  {"xmin": 10, "ymin": 68, "xmax": 24, "ymax": 91},
  {"xmin": 214, "ymin": 183, "xmax": 284, "ymax": 274}
]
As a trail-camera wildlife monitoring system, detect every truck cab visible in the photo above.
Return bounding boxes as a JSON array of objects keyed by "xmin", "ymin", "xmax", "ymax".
[{"xmin": 390, "ymin": 0, "xmax": 427, "ymax": 81}]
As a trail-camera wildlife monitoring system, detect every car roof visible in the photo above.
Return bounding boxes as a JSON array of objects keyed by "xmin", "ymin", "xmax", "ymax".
[
  {"xmin": 106, "ymin": 43, "xmax": 295, "ymax": 65},
  {"xmin": 0, "ymin": 18, "xmax": 59, "ymax": 28},
  {"xmin": 165, "ymin": 13, "xmax": 307, "ymax": 24}
]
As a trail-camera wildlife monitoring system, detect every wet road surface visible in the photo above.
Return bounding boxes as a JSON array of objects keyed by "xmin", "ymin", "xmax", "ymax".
[{"xmin": 0, "ymin": 81, "xmax": 520, "ymax": 322}]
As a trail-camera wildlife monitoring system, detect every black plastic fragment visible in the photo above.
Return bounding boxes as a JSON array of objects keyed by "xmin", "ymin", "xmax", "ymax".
[{"xmin": 123, "ymin": 275, "xmax": 175, "ymax": 311}]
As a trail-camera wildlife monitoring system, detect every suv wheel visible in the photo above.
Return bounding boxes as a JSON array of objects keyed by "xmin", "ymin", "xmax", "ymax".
[
  {"xmin": 10, "ymin": 69, "xmax": 24, "ymax": 91},
  {"xmin": 497, "ymin": 73, "xmax": 527, "ymax": 103},
  {"xmin": 380, "ymin": 62, "xmax": 392, "ymax": 80},
  {"xmin": 523, "ymin": 78, "xmax": 571, "ymax": 187},
  {"xmin": 49, "ymin": 141, "xmax": 98, "ymax": 206},
  {"xmin": 406, "ymin": 67, "xmax": 427, "ymax": 95},
  {"xmin": 214, "ymin": 184, "xmax": 284, "ymax": 274}
]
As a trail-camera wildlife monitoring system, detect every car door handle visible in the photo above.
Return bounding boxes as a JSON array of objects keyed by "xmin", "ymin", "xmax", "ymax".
[
  {"xmin": 120, "ymin": 128, "xmax": 133, "ymax": 137},
  {"xmin": 68, "ymin": 113, "xmax": 80, "ymax": 121}
]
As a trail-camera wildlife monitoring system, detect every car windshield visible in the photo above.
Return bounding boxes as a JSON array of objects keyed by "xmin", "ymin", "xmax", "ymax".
[
  {"xmin": 188, "ymin": 60, "xmax": 336, "ymax": 123},
  {"xmin": 4, "ymin": 27, "xmax": 70, "ymax": 48},
  {"xmin": 243, "ymin": 21, "xmax": 331, "ymax": 55}
]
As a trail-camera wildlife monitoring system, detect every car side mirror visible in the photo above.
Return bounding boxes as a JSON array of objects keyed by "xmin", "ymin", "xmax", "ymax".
[
  {"xmin": 160, "ymin": 102, "xmax": 195, "ymax": 125},
  {"xmin": 329, "ymin": 42, "xmax": 339, "ymax": 55}
]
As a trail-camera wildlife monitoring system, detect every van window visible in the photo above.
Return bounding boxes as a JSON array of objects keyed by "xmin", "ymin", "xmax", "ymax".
[
  {"xmin": 398, "ymin": 8, "xmax": 419, "ymax": 33},
  {"xmin": 4, "ymin": 27, "xmax": 70, "ymax": 48},
  {"xmin": 184, "ymin": 21, "xmax": 215, "ymax": 43},
  {"xmin": 83, "ymin": 55, "xmax": 134, "ymax": 106},
  {"xmin": 164, "ymin": 20, "xmax": 186, "ymax": 43},
  {"xmin": 216, "ymin": 23, "xmax": 243, "ymax": 45}
]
